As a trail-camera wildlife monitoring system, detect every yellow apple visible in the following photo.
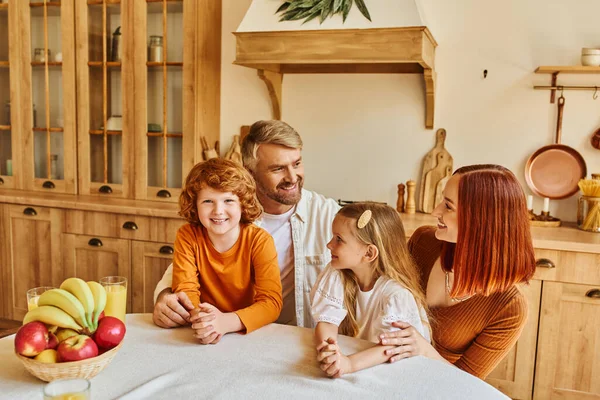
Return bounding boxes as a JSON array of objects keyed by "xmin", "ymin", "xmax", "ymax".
[
  {"xmin": 55, "ymin": 328, "xmax": 79, "ymax": 343},
  {"xmin": 34, "ymin": 349, "xmax": 58, "ymax": 364}
]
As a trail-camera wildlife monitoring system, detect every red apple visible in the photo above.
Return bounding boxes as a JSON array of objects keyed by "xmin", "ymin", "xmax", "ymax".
[
  {"xmin": 57, "ymin": 335, "xmax": 98, "ymax": 362},
  {"xmin": 46, "ymin": 332, "xmax": 59, "ymax": 350},
  {"xmin": 93, "ymin": 316, "xmax": 126, "ymax": 350},
  {"xmin": 14, "ymin": 322, "xmax": 49, "ymax": 357}
]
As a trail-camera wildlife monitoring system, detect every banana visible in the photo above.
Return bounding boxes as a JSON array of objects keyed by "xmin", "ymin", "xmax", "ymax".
[
  {"xmin": 60, "ymin": 278, "xmax": 95, "ymax": 328},
  {"xmin": 86, "ymin": 281, "xmax": 106, "ymax": 330},
  {"xmin": 23, "ymin": 305, "xmax": 82, "ymax": 332},
  {"xmin": 37, "ymin": 288, "xmax": 90, "ymax": 329}
]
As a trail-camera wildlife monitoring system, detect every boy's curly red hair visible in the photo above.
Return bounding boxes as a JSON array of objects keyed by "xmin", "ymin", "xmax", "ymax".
[{"xmin": 179, "ymin": 158, "xmax": 262, "ymax": 225}]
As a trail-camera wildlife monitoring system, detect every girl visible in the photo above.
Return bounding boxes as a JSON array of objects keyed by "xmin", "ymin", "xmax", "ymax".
[
  {"xmin": 172, "ymin": 158, "xmax": 283, "ymax": 344},
  {"xmin": 380, "ymin": 165, "xmax": 536, "ymax": 379},
  {"xmin": 311, "ymin": 202, "xmax": 430, "ymax": 377}
]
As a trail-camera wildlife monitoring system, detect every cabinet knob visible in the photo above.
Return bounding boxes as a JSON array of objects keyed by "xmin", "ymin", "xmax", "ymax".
[
  {"xmin": 159, "ymin": 245, "xmax": 174, "ymax": 255},
  {"xmin": 42, "ymin": 180, "xmax": 55, "ymax": 189},
  {"xmin": 157, "ymin": 189, "xmax": 171, "ymax": 198},
  {"xmin": 23, "ymin": 207, "xmax": 37, "ymax": 216},
  {"xmin": 0, "ymin": 177, "xmax": 4, "ymax": 185},
  {"xmin": 99, "ymin": 185, "xmax": 113, "ymax": 194},
  {"xmin": 535, "ymin": 258, "xmax": 555, "ymax": 269},
  {"xmin": 122, "ymin": 221, "xmax": 138, "ymax": 230},
  {"xmin": 586, "ymin": 289, "xmax": 600, "ymax": 299},
  {"xmin": 88, "ymin": 238, "xmax": 103, "ymax": 247}
]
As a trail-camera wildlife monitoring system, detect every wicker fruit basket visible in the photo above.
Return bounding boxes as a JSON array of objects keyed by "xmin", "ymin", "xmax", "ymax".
[{"xmin": 15, "ymin": 342, "xmax": 123, "ymax": 382}]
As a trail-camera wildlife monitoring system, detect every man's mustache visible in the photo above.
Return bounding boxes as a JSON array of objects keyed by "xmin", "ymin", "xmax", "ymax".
[{"xmin": 277, "ymin": 177, "xmax": 302, "ymax": 189}]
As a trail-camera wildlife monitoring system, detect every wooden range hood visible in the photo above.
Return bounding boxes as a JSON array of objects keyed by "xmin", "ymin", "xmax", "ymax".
[{"xmin": 233, "ymin": 27, "xmax": 437, "ymax": 129}]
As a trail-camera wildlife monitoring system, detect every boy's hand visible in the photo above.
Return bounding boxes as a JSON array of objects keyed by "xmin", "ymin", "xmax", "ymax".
[{"xmin": 190, "ymin": 303, "xmax": 242, "ymax": 344}]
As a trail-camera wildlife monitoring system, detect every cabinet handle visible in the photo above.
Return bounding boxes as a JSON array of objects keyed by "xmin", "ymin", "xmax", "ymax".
[
  {"xmin": 535, "ymin": 258, "xmax": 555, "ymax": 269},
  {"xmin": 23, "ymin": 207, "xmax": 37, "ymax": 216},
  {"xmin": 159, "ymin": 245, "xmax": 174, "ymax": 255},
  {"xmin": 42, "ymin": 180, "xmax": 55, "ymax": 189},
  {"xmin": 586, "ymin": 289, "xmax": 600, "ymax": 299},
  {"xmin": 0, "ymin": 177, "xmax": 4, "ymax": 185},
  {"xmin": 157, "ymin": 189, "xmax": 171, "ymax": 198},
  {"xmin": 99, "ymin": 185, "xmax": 113, "ymax": 194},
  {"xmin": 122, "ymin": 221, "xmax": 138, "ymax": 230},
  {"xmin": 88, "ymin": 238, "xmax": 103, "ymax": 247}
]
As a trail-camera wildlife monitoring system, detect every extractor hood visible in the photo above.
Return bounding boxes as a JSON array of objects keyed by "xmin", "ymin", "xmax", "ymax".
[{"xmin": 233, "ymin": 0, "xmax": 438, "ymax": 129}]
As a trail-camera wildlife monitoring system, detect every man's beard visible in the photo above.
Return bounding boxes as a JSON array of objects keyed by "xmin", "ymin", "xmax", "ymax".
[{"xmin": 257, "ymin": 176, "xmax": 304, "ymax": 206}]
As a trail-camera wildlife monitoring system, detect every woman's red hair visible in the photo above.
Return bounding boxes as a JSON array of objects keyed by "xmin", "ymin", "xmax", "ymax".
[
  {"xmin": 441, "ymin": 165, "xmax": 535, "ymax": 297},
  {"xmin": 179, "ymin": 158, "xmax": 262, "ymax": 225}
]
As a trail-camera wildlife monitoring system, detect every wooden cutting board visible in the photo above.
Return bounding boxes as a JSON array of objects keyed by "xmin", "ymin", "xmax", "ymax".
[{"xmin": 419, "ymin": 129, "xmax": 453, "ymax": 213}]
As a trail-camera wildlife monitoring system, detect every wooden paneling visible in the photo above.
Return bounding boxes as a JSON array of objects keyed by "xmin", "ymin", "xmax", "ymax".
[
  {"xmin": 486, "ymin": 280, "xmax": 542, "ymax": 400},
  {"xmin": 534, "ymin": 281, "xmax": 600, "ymax": 399},
  {"xmin": 61, "ymin": 233, "xmax": 131, "ymax": 312},
  {"xmin": 131, "ymin": 241, "xmax": 174, "ymax": 313},
  {"xmin": 533, "ymin": 249, "xmax": 600, "ymax": 285}
]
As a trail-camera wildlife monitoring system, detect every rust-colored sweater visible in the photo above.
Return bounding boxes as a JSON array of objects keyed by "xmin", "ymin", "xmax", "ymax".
[
  {"xmin": 172, "ymin": 223, "xmax": 283, "ymax": 334},
  {"xmin": 408, "ymin": 226, "xmax": 528, "ymax": 379}
]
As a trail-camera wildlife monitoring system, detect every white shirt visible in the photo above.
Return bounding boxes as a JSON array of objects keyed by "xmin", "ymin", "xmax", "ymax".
[
  {"xmin": 154, "ymin": 189, "xmax": 340, "ymax": 328},
  {"xmin": 260, "ymin": 207, "xmax": 296, "ymax": 325},
  {"xmin": 310, "ymin": 264, "xmax": 431, "ymax": 344}
]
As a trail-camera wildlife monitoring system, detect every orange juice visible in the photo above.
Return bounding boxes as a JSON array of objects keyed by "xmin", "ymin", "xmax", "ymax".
[
  {"xmin": 28, "ymin": 296, "xmax": 40, "ymax": 311},
  {"xmin": 104, "ymin": 284, "xmax": 127, "ymax": 322}
]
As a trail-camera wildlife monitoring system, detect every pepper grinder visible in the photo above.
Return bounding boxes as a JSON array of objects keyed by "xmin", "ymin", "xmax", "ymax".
[
  {"xmin": 396, "ymin": 183, "xmax": 405, "ymax": 213},
  {"xmin": 405, "ymin": 180, "xmax": 416, "ymax": 214}
]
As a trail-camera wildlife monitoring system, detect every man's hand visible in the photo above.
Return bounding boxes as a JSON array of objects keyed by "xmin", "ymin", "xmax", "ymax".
[{"xmin": 152, "ymin": 289, "xmax": 194, "ymax": 328}]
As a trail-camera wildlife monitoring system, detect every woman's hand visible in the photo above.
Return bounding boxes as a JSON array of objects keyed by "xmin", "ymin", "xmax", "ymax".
[
  {"xmin": 316, "ymin": 337, "xmax": 352, "ymax": 378},
  {"xmin": 379, "ymin": 321, "xmax": 442, "ymax": 363}
]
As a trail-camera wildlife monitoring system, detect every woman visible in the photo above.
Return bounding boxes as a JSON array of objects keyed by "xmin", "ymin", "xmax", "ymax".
[{"xmin": 379, "ymin": 164, "xmax": 536, "ymax": 379}]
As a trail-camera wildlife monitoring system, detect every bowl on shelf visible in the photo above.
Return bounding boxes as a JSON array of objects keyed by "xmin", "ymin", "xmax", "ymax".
[
  {"xmin": 581, "ymin": 48, "xmax": 600, "ymax": 66},
  {"xmin": 15, "ymin": 342, "xmax": 123, "ymax": 382}
]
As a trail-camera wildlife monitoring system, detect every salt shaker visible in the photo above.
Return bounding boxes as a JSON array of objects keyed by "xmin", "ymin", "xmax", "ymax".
[{"xmin": 148, "ymin": 36, "xmax": 163, "ymax": 62}]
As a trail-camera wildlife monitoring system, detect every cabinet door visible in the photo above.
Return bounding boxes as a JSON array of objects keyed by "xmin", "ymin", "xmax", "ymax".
[
  {"xmin": 75, "ymin": 0, "xmax": 133, "ymax": 197},
  {"xmin": 534, "ymin": 281, "xmax": 600, "ymax": 400},
  {"xmin": 486, "ymin": 280, "xmax": 542, "ymax": 400},
  {"xmin": 61, "ymin": 233, "xmax": 131, "ymax": 313},
  {"xmin": 131, "ymin": 241, "xmax": 174, "ymax": 313},
  {"xmin": 0, "ymin": 0, "xmax": 19, "ymax": 189},
  {"xmin": 1, "ymin": 204, "xmax": 63, "ymax": 320},
  {"xmin": 18, "ymin": 0, "xmax": 77, "ymax": 193},
  {"xmin": 133, "ymin": 0, "xmax": 220, "ymax": 202}
]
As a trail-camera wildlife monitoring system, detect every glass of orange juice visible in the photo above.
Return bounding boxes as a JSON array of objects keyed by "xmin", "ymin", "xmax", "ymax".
[
  {"xmin": 27, "ymin": 286, "xmax": 55, "ymax": 311},
  {"xmin": 43, "ymin": 378, "xmax": 90, "ymax": 399},
  {"xmin": 100, "ymin": 276, "xmax": 127, "ymax": 323}
]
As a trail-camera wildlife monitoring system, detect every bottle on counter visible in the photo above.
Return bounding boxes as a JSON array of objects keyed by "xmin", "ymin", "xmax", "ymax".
[{"xmin": 148, "ymin": 36, "xmax": 163, "ymax": 63}]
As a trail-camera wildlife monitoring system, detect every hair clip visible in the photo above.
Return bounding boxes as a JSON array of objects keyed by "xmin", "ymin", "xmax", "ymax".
[{"xmin": 357, "ymin": 210, "xmax": 372, "ymax": 229}]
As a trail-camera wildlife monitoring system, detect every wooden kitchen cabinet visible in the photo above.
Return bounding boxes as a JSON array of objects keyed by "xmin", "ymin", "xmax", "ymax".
[
  {"xmin": 131, "ymin": 241, "xmax": 174, "ymax": 313},
  {"xmin": 486, "ymin": 280, "xmax": 542, "ymax": 400},
  {"xmin": 533, "ymin": 281, "xmax": 600, "ymax": 400},
  {"xmin": 0, "ymin": 204, "xmax": 63, "ymax": 320}
]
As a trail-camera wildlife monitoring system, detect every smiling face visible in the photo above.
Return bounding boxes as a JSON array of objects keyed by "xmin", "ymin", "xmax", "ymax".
[
  {"xmin": 252, "ymin": 143, "xmax": 304, "ymax": 209},
  {"xmin": 196, "ymin": 186, "xmax": 242, "ymax": 241},
  {"xmin": 431, "ymin": 174, "xmax": 460, "ymax": 243},
  {"xmin": 326, "ymin": 215, "xmax": 368, "ymax": 270}
]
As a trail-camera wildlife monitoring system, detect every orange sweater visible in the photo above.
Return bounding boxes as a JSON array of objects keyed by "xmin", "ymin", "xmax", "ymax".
[
  {"xmin": 171, "ymin": 223, "xmax": 283, "ymax": 334},
  {"xmin": 408, "ymin": 226, "xmax": 528, "ymax": 379}
]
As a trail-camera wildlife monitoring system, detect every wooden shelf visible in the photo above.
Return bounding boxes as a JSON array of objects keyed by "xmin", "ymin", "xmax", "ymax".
[
  {"xmin": 0, "ymin": 125, "xmax": 10, "ymax": 131},
  {"xmin": 30, "ymin": 1, "xmax": 62, "ymax": 6},
  {"xmin": 32, "ymin": 127, "xmax": 63, "ymax": 132},
  {"xmin": 147, "ymin": 62, "xmax": 183, "ymax": 68},
  {"xmin": 31, "ymin": 62, "xmax": 62, "ymax": 67},
  {"xmin": 0, "ymin": 4, "xmax": 7, "ymax": 10},
  {"xmin": 88, "ymin": 61, "xmax": 122, "ymax": 68},
  {"xmin": 234, "ymin": 27, "xmax": 437, "ymax": 129},
  {"xmin": 535, "ymin": 66, "xmax": 600, "ymax": 74},
  {"xmin": 0, "ymin": 61, "xmax": 9, "ymax": 68},
  {"xmin": 147, "ymin": 132, "xmax": 183, "ymax": 138},
  {"xmin": 87, "ymin": 0, "xmax": 121, "ymax": 4},
  {"xmin": 89, "ymin": 129, "xmax": 122, "ymax": 136}
]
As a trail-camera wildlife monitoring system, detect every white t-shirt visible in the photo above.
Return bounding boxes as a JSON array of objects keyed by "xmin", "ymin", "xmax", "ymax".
[
  {"xmin": 260, "ymin": 207, "xmax": 296, "ymax": 325},
  {"xmin": 310, "ymin": 264, "xmax": 430, "ymax": 344}
]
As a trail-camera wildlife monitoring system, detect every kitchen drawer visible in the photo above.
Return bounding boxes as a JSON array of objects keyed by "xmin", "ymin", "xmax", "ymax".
[
  {"xmin": 65, "ymin": 210, "xmax": 184, "ymax": 243},
  {"xmin": 534, "ymin": 248, "xmax": 600, "ymax": 286}
]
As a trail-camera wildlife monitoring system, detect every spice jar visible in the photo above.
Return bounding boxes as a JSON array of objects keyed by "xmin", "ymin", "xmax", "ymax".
[
  {"xmin": 4, "ymin": 101, "xmax": 10, "ymax": 126},
  {"xmin": 34, "ymin": 48, "xmax": 50, "ymax": 63},
  {"xmin": 148, "ymin": 36, "xmax": 163, "ymax": 62}
]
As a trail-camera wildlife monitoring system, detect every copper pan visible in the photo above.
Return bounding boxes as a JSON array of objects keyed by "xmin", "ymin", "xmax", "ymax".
[{"xmin": 525, "ymin": 95, "xmax": 587, "ymax": 200}]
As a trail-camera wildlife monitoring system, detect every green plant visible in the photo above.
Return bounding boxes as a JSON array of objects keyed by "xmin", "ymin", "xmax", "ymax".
[{"xmin": 276, "ymin": 0, "xmax": 371, "ymax": 24}]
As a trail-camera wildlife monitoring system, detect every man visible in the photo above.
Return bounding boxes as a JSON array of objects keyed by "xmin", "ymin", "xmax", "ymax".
[{"xmin": 153, "ymin": 120, "xmax": 340, "ymax": 331}]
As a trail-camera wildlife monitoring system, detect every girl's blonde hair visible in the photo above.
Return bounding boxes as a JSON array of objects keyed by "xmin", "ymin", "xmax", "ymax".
[{"xmin": 336, "ymin": 202, "xmax": 430, "ymax": 338}]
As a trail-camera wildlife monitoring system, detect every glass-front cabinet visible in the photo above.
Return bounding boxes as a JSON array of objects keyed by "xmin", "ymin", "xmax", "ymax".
[
  {"xmin": 0, "ymin": 1, "xmax": 15, "ymax": 188},
  {"xmin": 75, "ymin": 0, "xmax": 132, "ymax": 197},
  {"xmin": 19, "ymin": 0, "xmax": 77, "ymax": 193}
]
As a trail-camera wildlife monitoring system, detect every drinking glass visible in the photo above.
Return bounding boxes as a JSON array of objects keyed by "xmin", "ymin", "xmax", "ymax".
[
  {"xmin": 26, "ymin": 286, "xmax": 54, "ymax": 311},
  {"xmin": 43, "ymin": 378, "xmax": 90, "ymax": 400},
  {"xmin": 100, "ymin": 276, "xmax": 127, "ymax": 323}
]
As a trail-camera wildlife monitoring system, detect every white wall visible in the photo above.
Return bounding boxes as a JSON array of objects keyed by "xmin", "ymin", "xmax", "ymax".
[{"xmin": 221, "ymin": 0, "xmax": 600, "ymax": 222}]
